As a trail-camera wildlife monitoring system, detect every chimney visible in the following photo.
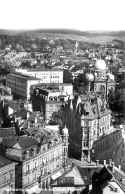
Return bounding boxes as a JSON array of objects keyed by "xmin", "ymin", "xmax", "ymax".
[
  {"xmin": 96, "ymin": 160, "xmax": 99, "ymax": 166},
  {"xmin": 118, "ymin": 165, "xmax": 121, "ymax": 170},
  {"xmin": 103, "ymin": 160, "xmax": 107, "ymax": 166},
  {"xmin": 112, "ymin": 161, "xmax": 115, "ymax": 173},
  {"xmin": 109, "ymin": 159, "xmax": 112, "ymax": 166}
]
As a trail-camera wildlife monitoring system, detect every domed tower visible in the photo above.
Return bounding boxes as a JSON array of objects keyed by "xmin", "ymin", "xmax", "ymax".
[
  {"xmin": 106, "ymin": 72, "xmax": 115, "ymax": 96},
  {"xmin": 94, "ymin": 59, "xmax": 108, "ymax": 97},
  {"xmin": 62, "ymin": 125, "xmax": 69, "ymax": 168},
  {"xmin": 85, "ymin": 72, "xmax": 94, "ymax": 92}
]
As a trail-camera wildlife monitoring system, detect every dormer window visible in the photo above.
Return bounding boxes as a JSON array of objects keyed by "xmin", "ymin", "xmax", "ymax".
[
  {"xmin": 30, "ymin": 148, "xmax": 35, "ymax": 157},
  {"xmin": 23, "ymin": 150, "xmax": 27, "ymax": 160}
]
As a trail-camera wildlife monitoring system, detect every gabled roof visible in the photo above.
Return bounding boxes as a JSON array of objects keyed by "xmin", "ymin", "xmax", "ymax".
[
  {"xmin": 52, "ymin": 164, "xmax": 102, "ymax": 187},
  {"xmin": 77, "ymin": 165, "xmax": 103, "ymax": 185},
  {"xmin": 2, "ymin": 136, "xmax": 38, "ymax": 149}
]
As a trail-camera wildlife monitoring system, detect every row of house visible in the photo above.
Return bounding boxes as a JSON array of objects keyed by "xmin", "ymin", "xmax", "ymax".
[
  {"xmin": 0, "ymin": 125, "xmax": 69, "ymax": 194},
  {"xmin": 6, "ymin": 70, "xmax": 73, "ymax": 108}
]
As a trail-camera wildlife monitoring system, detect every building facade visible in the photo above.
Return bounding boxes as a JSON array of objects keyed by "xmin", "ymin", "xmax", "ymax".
[
  {"xmin": 15, "ymin": 68, "xmax": 63, "ymax": 84},
  {"xmin": 94, "ymin": 59, "xmax": 115, "ymax": 99},
  {"xmin": 77, "ymin": 59, "xmax": 115, "ymax": 162},
  {"xmin": 0, "ymin": 85, "xmax": 13, "ymax": 101},
  {"xmin": 80, "ymin": 94, "xmax": 111, "ymax": 162},
  {"xmin": 84, "ymin": 59, "xmax": 115, "ymax": 100},
  {"xmin": 2, "ymin": 127, "xmax": 69, "ymax": 193},
  {"xmin": 0, "ymin": 156, "xmax": 16, "ymax": 194},
  {"xmin": 91, "ymin": 127, "xmax": 125, "ymax": 172},
  {"xmin": 45, "ymin": 101, "xmax": 62, "ymax": 122},
  {"xmin": 6, "ymin": 72, "xmax": 43, "ymax": 100}
]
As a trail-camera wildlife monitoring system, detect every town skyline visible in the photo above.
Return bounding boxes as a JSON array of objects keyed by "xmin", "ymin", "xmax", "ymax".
[{"xmin": 0, "ymin": 27, "xmax": 125, "ymax": 193}]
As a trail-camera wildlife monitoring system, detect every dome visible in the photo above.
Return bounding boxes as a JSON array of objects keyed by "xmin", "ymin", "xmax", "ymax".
[
  {"xmin": 89, "ymin": 64, "xmax": 93, "ymax": 67},
  {"xmin": 95, "ymin": 59, "xmax": 107, "ymax": 71},
  {"xmin": 85, "ymin": 73, "xmax": 94, "ymax": 82},
  {"xmin": 62, "ymin": 125, "xmax": 68, "ymax": 135}
]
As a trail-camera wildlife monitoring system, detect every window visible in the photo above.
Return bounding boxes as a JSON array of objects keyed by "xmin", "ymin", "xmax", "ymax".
[
  {"xmin": 93, "ymin": 130, "xmax": 96, "ymax": 135},
  {"xmin": 26, "ymin": 164, "xmax": 30, "ymax": 173},
  {"xmin": 83, "ymin": 141, "xmax": 88, "ymax": 147}
]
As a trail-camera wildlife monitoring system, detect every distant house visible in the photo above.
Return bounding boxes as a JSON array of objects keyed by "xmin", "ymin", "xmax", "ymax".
[
  {"xmin": 0, "ymin": 127, "xmax": 16, "ymax": 143},
  {"xmin": 0, "ymin": 155, "xmax": 16, "ymax": 194},
  {"xmin": 1, "ymin": 126, "xmax": 69, "ymax": 193}
]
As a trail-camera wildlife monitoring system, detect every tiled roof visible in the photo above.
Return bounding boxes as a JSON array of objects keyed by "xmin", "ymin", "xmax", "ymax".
[
  {"xmin": 0, "ymin": 127, "xmax": 16, "ymax": 137},
  {"xmin": 14, "ymin": 109, "xmax": 27, "ymax": 119},
  {"xmin": 0, "ymin": 155, "xmax": 13, "ymax": 168},
  {"xmin": 8, "ymin": 72, "xmax": 40, "ymax": 80},
  {"xmin": 52, "ymin": 164, "xmax": 102, "ymax": 187},
  {"xmin": 2, "ymin": 136, "xmax": 38, "ymax": 149},
  {"xmin": 77, "ymin": 165, "xmax": 102, "ymax": 185}
]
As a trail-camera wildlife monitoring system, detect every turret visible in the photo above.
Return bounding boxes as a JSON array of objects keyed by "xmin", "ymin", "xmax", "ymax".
[
  {"xmin": 62, "ymin": 125, "xmax": 69, "ymax": 168},
  {"xmin": 62, "ymin": 125, "xmax": 69, "ymax": 146},
  {"xmin": 85, "ymin": 73, "xmax": 94, "ymax": 92}
]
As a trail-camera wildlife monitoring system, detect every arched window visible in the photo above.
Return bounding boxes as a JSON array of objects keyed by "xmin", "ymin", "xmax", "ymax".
[
  {"xmin": 23, "ymin": 150, "xmax": 27, "ymax": 160},
  {"xmin": 30, "ymin": 148, "xmax": 34, "ymax": 157},
  {"xmin": 49, "ymin": 96, "xmax": 53, "ymax": 101},
  {"xmin": 54, "ymin": 96, "xmax": 57, "ymax": 101}
]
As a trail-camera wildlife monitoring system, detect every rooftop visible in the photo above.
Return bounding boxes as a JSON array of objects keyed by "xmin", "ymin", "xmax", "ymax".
[
  {"xmin": 16, "ymin": 68, "xmax": 63, "ymax": 72},
  {"xmin": 103, "ymin": 181, "xmax": 124, "ymax": 194},
  {"xmin": 0, "ymin": 127, "xmax": 16, "ymax": 137},
  {"xmin": 2, "ymin": 136, "xmax": 38, "ymax": 149},
  {"xmin": 0, "ymin": 155, "xmax": 14, "ymax": 168},
  {"xmin": 8, "ymin": 72, "xmax": 40, "ymax": 80}
]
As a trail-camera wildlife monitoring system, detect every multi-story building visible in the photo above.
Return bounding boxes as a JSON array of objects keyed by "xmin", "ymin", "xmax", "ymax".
[
  {"xmin": 6, "ymin": 72, "xmax": 43, "ymax": 100},
  {"xmin": 91, "ymin": 126, "xmax": 125, "ymax": 172},
  {"xmin": 30, "ymin": 83, "xmax": 73, "ymax": 122},
  {"xmin": 79, "ymin": 93, "xmax": 112, "ymax": 162},
  {"xmin": 0, "ymin": 85, "xmax": 13, "ymax": 101},
  {"xmin": 93, "ymin": 59, "xmax": 115, "ymax": 99},
  {"xmin": 45, "ymin": 101, "xmax": 62, "ymax": 122},
  {"xmin": 0, "ymin": 127, "xmax": 16, "ymax": 143},
  {"xmin": 0, "ymin": 155, "xmax": 16, "ymax": 194},
  {"xmin": 63, "ymin": 61, "xmax": 114, "ymax": 162},
  {"xmin": 31, "ymin": 83, "xmax": 73, "ymax": 99},
  {"xmin": 15, "ymin": 68, "xmax": 63, "ymax": 84},
  {"xmin": 1, "ymin": 126, "xmax": 69, "ymax": 193},
  {"xmin": 81, "ymin": 59, "xmax": 115, "ymax": 99},
  {"xmin": 75, "ymin": 59, "xmax": 115, "ymax": 161}
]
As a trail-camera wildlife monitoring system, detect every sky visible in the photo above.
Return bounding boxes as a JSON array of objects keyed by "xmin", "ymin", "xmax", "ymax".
[{"xmin": 0, "ymin": 0, "xmax": 125, "ymax": 31}]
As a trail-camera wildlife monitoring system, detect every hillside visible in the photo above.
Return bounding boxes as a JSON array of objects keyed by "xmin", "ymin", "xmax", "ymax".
[{"xmin": 1, "ymin": 29, "xmax": 125, "ymax": 43}]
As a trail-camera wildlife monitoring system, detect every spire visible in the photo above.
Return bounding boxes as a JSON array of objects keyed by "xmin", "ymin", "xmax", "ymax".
[
  {"xmin": 2, "ymin": 99, "xmax": 4, "ymax": 108},
  {"xmin": 69, "ymin": 94, "xmax": 74, "ymax": 100},
  {"xmin": 70, "ymin": 100, "xmax": 73, "ymax": 110},
  {"xmin": 76, "ymin": 96, "xmax": 81, "ymax": 109},
  {"xmin": 63, "ymin": 124, "xmax": 68, "ymax": 135}
]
